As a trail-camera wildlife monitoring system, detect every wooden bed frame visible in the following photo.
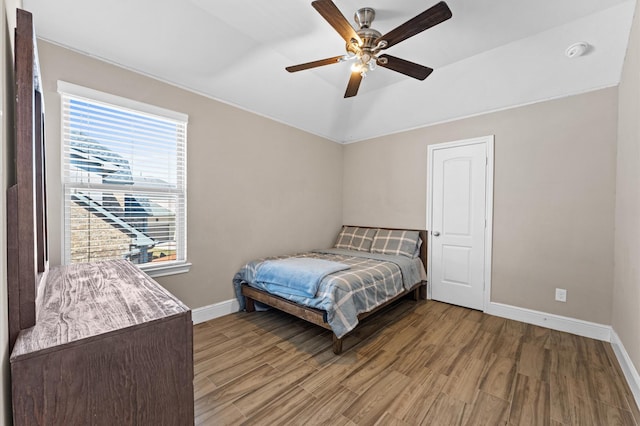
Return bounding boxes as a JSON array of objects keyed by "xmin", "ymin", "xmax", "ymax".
[{"xmin": 241, "ymin": 228, "xmax": 428, "ymax": 354}]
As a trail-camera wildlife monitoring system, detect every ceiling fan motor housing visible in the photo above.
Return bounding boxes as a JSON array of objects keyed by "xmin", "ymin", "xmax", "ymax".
[
  {"xmin": 347, "ymin": 7, "xmax": 382, "ymax": 53},
  {"xmin": 347, "ymin": 28, "xmax": 382, "ymax": 53}
]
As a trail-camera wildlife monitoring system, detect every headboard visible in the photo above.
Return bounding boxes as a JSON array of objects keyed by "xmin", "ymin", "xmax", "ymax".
[{"xmin": 7, "ymin": 9, "xmax": 48, "ymax": 350}]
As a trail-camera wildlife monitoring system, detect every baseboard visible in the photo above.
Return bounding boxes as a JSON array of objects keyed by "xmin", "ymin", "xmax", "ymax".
[
  {"xmin": 191, "ymin": 298, "xmax": 240, "ymax": 324},
  {"xmin": 611, "ymin": 330, "xmax": 640, "ymax": 410},
  {"xmin": 485, "ymin": 302, "xmax": 612, "ymax": 341}
]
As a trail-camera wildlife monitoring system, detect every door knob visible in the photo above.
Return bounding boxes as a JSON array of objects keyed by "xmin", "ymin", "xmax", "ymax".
[{"xmin": 433, "ymin": 231, "xmax": 440, "ymax": 237}]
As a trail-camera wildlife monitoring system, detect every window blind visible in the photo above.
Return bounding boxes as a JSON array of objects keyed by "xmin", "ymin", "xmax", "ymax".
[{"xmin": 60, "ymin": 86, "xmax": 187, "ymax": 269}]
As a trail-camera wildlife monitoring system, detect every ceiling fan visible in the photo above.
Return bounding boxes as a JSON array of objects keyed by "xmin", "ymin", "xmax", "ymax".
[{"xmin": 286, "ymin": 0, "xmax": 452, "ymax": 98}]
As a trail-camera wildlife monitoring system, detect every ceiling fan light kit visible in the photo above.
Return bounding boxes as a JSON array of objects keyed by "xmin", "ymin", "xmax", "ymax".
[{"xmin": 286, "ymin": 0, "xmax": 452, "ymax": 98}]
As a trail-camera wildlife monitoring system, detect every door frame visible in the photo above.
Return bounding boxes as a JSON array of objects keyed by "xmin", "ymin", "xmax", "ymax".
[{"xmin": 426, "ymin": 135, "xmax": 494, "ymax": 311}]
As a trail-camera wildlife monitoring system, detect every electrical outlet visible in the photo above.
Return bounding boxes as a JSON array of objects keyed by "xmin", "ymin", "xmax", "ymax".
[{"xmin": 555, "ymin": 288, "xmax": 567, "ymax": 302}]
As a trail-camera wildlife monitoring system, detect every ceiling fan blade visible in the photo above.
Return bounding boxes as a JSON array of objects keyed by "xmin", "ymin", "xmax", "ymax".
[
  {"xmin": 344, "ymin": 71, "xmax": 362, "ymax": 98},
  {"xmin": 286, "ymin": 56, "xmax": 344, "ymax": 72},
  {"xmin": 312, "ymin": 0, "xmax": 362, "ymax": 46},
  {"xmin": 376, "ymin": 1, "xmax": 452, "ymax": 50},
  {"xmin": 377, "ymin": 54, "xmax": 433, "ymax": 80}
]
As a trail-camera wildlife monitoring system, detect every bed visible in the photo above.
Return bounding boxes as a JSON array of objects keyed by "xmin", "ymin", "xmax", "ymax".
[{"xmin": 233, "ymin": 226, "xmax": 428, "ymax": 354}]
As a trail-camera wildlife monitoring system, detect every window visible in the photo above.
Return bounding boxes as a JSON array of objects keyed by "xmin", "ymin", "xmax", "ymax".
[{"xmin": 59, "ymin": 82, "xmax": 189, "ymax": 277}]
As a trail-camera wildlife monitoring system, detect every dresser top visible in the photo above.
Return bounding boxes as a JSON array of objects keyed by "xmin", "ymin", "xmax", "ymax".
[{"xmin": 11, "ymin": 259, "xmax": 190, "ymax": 360}]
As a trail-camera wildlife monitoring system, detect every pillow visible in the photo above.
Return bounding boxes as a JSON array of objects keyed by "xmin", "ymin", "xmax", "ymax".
[
  {"xmin": 348, "ymin": 227, "xmax": 377, "ymax": 252},
  {"xmin": 413, "ymin": 237, "xmax": 423, "ymax": 258},
  {"xmin": 371, "ymin": 229, "xmax": 421, "ymax": 258},
  {"xmin": 334, "ymin": 226, "xmax": 378, "ymax": 251},
  {"xmin": 334, "ymin": 226, "xmax": 357, "ymax": 249}
]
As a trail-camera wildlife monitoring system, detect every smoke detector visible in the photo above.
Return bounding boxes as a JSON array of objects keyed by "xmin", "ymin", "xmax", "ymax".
[{"xmin": 565, "ymin": 42, "xmax": 590, "ymax": 58}]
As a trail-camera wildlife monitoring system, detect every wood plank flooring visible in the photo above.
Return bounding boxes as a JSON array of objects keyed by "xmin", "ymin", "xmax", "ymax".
[{"xmin": 193, "ymin": 299, "xmax": 639, "ymax": 425}]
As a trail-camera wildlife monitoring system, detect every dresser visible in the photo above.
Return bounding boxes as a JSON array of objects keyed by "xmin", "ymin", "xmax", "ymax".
[{"xmin": 10, "ymin": 259, "xmax": 194, "ymax": 425}]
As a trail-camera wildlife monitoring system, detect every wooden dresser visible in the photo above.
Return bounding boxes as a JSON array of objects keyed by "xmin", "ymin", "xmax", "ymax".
[{"xmin": 10, "ymin": 259, "xmax": 194, "ymax": 425}]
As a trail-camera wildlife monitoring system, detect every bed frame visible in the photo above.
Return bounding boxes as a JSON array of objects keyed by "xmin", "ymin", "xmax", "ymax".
[{"xmin": 241, "ymin": 227, "xmax": 428, "ymax": 354}]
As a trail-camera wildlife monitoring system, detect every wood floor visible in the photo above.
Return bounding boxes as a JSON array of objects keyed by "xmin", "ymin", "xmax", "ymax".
[{"xmin": 193, "ymin": 299, "xmax": 640, "ymax": 425}]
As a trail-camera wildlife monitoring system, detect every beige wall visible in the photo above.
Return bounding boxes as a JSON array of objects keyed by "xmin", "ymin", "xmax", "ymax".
[
  {"xmin": 614, "ymin": 1, "xmax": 640, "ymax": 378},
  {"xmin": 37, "ymin": 41, "xmax": 343, "ymax": 309},
  {"xmin": 344, "ymin": 88, "xmax": 618, "ymax": 325}
]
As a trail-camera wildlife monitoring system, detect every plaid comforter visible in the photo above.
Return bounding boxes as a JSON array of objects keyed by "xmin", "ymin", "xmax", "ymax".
[{"xmin": 233, "ymin": 248, "xmax": 425, "ymax": 338}]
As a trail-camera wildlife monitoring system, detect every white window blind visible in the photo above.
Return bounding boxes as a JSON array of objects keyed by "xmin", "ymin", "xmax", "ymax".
[{"xmin": 59, "ymin": 82, "xmax": 188, "ymax": 272}]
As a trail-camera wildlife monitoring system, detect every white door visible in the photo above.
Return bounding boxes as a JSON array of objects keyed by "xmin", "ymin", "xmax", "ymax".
[{"xmin": 428, "ymin": 138, "xmax": 491, "ymax": 310}]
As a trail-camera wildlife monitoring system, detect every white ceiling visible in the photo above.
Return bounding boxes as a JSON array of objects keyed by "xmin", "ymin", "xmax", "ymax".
[{"xmin": 24, "ymin": 0, "xmax": 636, "ymax": 143}]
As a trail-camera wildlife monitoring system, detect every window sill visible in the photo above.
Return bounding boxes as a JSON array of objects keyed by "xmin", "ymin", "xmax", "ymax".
[{"xmin": 140, "ymin": 261, "xmax": 192, "ymax": 278}]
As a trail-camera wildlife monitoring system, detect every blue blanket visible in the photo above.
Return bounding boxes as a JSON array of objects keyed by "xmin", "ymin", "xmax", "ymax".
[{"xmin": 254, "ymin": 257, "xmax": 350, "ymax": 298}]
